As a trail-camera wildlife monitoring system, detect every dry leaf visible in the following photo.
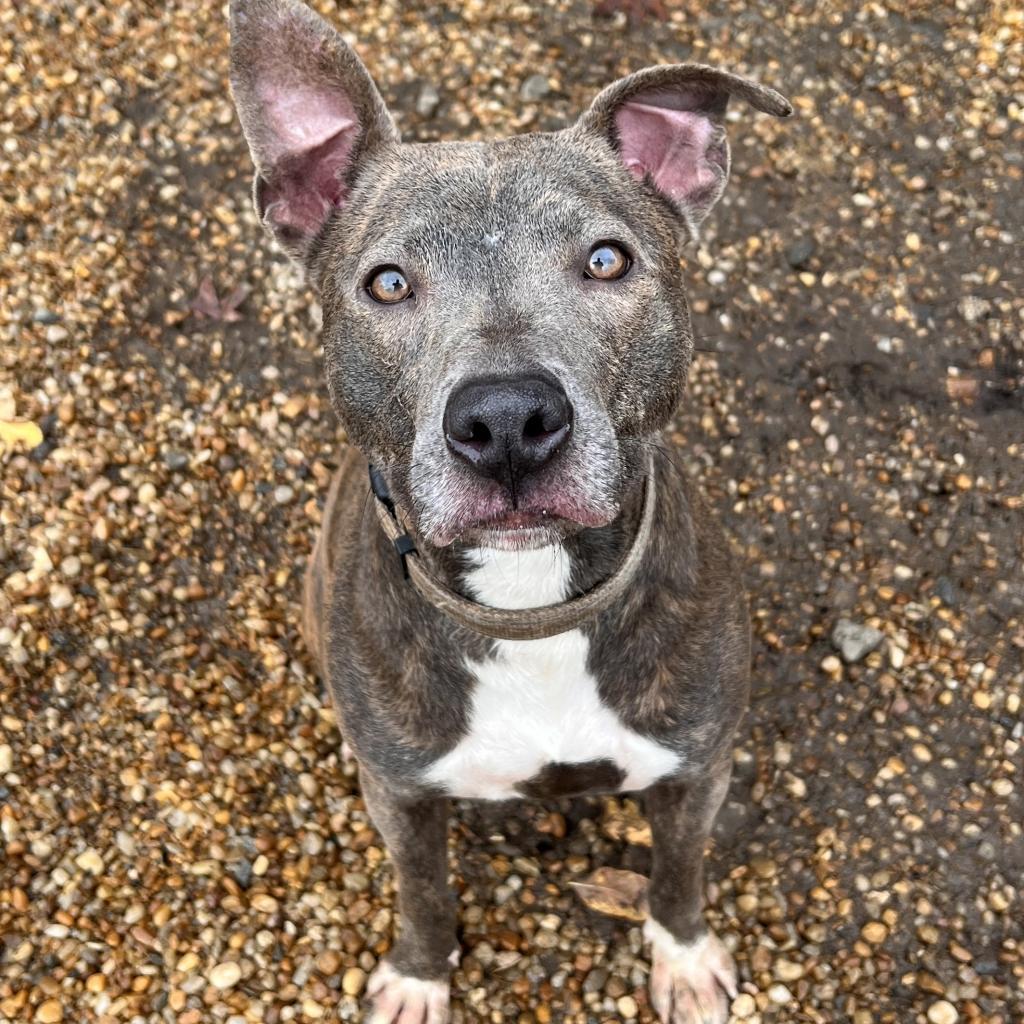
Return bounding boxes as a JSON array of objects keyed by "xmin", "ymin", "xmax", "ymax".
[
  {"xmin": 570, "ymin": 867, "xmax": 649, "ymax": 922},
  {"xmin": 190, "ymin": 275, "xmax": 249, "ymax": 322},
  {"xmin": 0, "ymin": 419, "xmax": 44, "ymax": 452},
  {"xmin": 624, "ymin": 821, "xmax": 653, "ymax": 846},
  {"xmin": 601, "ymin": 797, "xmax": 653, "ymax": 847}
]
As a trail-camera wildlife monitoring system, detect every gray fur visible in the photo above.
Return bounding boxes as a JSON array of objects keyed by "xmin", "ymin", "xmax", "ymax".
[{"xmin": 230, "ymin": 0, "xmax": 791, "ymax": 1016}]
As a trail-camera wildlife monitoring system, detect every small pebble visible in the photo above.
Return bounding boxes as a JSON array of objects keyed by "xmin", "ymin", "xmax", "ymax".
[
  {"xmin": 35, "ymin": 1001, "xmax": 63, "ymax": 1023},
  {"xmin": 616, "ymin": 995, "xmax": 638, "ymax": 1018},
  {"xmin": 831, "ymin": 619, "xmax": 884, "ymax": 663},
  {"xmin": 75, "ymin": 848, "xmax": 104, "ymax": 875},
  {"xmin": 785, "ymin": 236, "xmax": 816, "ymax": 267},
  {"xmin": 208, "ymin": 961, "xmax": 242, "ymax": 990},
  {"xmin": 732, "ymin": 993, "xmax": 757, "ymax": 1018},
  {"xmin": 775, "ymin": 958, "xmax": 804, "ymax": 982},
  {"xmin": 927, "ymin": 1001, "xmax": 959, "ymax": 1024},
  {"xmin": 416, "ymin": 82, "xmax": 440, "ymax": 118},
  {"xmin": 343, "ymin": 967, "xmax": 367, "ymax": 996},
  {"xmin": 520, "ymin": 73, "xmax": 550, "ymax": 101}
]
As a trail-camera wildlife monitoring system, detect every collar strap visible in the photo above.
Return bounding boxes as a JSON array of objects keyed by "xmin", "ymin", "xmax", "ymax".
[{"xmin": 369, "ymin": 457, "xmax": 656, "ymax": 642}]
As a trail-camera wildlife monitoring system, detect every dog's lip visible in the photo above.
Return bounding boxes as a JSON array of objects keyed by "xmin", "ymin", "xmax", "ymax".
[
  {"xmin": 431, "ymin": 502, "xmax": 615, "ymax": 547},
  {"xmin": 466, "ymin": 509, "xmax": 563, "ymax": 532},
  {"xmin": 422, "ymin": 482, "xmax": 619, "ymax": 547}
]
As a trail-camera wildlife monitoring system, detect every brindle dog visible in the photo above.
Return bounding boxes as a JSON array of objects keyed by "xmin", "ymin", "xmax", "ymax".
[{"xmin": 229, "ymin": 1, "xmax": 791, "ymax": 1020}]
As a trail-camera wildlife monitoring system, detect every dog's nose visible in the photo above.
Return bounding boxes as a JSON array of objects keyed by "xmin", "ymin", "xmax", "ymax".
[{"xmin": 443, "ymin": 374, "xmax": 573, "ymax": 492}]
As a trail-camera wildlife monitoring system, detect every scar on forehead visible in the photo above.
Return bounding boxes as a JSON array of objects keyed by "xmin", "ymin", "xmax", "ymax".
[{"xmin": 482, "ymin": 231, "xmax": 503, "ymax": 249}]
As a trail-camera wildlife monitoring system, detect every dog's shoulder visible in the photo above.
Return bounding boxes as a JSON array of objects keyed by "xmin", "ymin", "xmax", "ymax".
[{"xmin": 302, "ymin": 445, "xmax": 367, "ymax": 678}]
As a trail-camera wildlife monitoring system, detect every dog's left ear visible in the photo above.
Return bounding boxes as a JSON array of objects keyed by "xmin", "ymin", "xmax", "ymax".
[{"xmin": 577, "ymin": 65, "xmax": 792, "ymax": 238}]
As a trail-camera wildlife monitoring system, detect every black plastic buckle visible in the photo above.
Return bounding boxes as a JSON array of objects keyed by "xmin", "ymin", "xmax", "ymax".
[
  {"xmin": 369, "ymin": 464, "xmax": 417, "ymax": 579},
  {"xmin": 369, "ymin": 464, "xmax": 395, "ymax": 515},
  {"xmin": 393, "ymin": 534, "xmax": 417, "ymax": 580}
]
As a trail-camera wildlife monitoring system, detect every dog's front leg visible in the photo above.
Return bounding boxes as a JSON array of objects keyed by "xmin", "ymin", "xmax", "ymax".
[
  {"xmin": 360, "ymin": 769, "xmax": 457, "ymax": 1024},
  {"xmin": 643, "ymin": 763, "xmax": 738, "ymax": 1024}
]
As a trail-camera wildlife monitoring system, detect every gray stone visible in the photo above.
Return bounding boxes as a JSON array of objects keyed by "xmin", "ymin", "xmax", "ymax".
[
  {"xmin": 785, "ymin": 236, "xmax": 816, "ymax": 268},
  {"xmin": 164, "ymin": 449, "xmax": 189, "ymax": 471},
  {"xmin": 831, "ymin": 618, "xmax": 884, "ymax": 663},
  {"xmin": 231, "ymin": 858, "xmax": 253, "ymax": 888},
  {"xmin": 416, "ymin": 83, "xmax": 440, "ymax": 118},
  {"xmin": 520, "ymin": 73, "xmax": 550, "ymax": 102}
]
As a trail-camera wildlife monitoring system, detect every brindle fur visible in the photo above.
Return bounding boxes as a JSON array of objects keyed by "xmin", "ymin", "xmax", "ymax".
[
  {"xmin": 231, "ymin": 0, "xmax": 790, "ymax": 1011},
  {"xmin": 305, "ymin": 446, "xmax": 748, "ymax": 790}
]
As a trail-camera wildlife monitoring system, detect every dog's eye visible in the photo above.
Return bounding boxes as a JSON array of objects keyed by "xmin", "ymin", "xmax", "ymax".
[
  {"xmin": 585, "ymin": 243, "xmax": 630, "ymax": 281},
  {"xmin": 367, "ymin": 266, "xmax": 412, "ymax": 303}
]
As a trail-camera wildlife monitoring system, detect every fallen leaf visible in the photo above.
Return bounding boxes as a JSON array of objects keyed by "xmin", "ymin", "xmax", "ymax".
[
  {"xmin": 218, "ymin": 284, "xmax": 249, "ymax": 322},
  {"xmin": 190, "ymin": 275, "xmax": 249, "ymax": 322},
  {"xmin": 601, "ymin": 797, "xmax": 653, "ymax": 847},
  {"xmin": 191, "ymin": 275, "xmax": 221, "ymax": 319},
  {"xmin": 0, "ymin": 419, "xmax": 44, "ymax": 452},
  {"xmin": 570, "ymin": 867, "xmax": 649, "ymax": 922}
]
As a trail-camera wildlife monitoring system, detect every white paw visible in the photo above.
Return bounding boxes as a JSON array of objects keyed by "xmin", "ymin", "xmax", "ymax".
[
  {"xmin": 645, "ymin": 918, "xmax": 738, "ymax": 1024},
  {"xmin": 365, "ymin": 960, "xmax": 451, "ymax": 1024}
]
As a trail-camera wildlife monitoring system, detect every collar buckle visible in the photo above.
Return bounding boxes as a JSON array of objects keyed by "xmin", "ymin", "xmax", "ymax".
[{"xmin": 369, "ymin": 464, "xmax": 417, "ymax": 578}]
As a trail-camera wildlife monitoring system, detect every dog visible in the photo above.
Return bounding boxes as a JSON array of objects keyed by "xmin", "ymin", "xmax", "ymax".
[{"xmin": 229, "ymin": 1, "xmax": 791, "ymax": 1020}]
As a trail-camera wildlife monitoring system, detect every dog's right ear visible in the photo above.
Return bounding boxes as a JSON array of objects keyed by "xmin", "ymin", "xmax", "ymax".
[{"xmin": 229, "ymin": 0, "xmax": 398, "ymax": 262}]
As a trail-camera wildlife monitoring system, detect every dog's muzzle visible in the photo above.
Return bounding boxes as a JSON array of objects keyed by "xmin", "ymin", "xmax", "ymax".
[{"xmin": 369, "ymin": 453, "xmax": 657, "ymax": 641}]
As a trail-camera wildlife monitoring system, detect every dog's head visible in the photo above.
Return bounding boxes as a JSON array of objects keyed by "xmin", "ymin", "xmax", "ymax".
[{"xmin": 230, "ymin": 0, "xmax": 790, "ymax": 550}]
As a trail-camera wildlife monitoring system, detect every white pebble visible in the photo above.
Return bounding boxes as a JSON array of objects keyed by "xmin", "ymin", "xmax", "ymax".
[
  {"xmin": 75, "ymin": 848, "xmax": 104, "ymax": 874},
  {"xmin": 927, "ymin": 1000, "xmax": 958, "ymax": 1024},
  {"xmin": 208, "ymin": 961, "xmax": 242, "ymax": 990},
  {"xmin": 732, "ymin": 993, "xmax": 757, "ymax": 1018}
]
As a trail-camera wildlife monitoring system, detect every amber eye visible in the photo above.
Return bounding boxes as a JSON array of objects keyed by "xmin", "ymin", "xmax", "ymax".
[
  {"xmin": 367, "ymin": 266, "xmax": 412, "ymax": 303},
  {"xmin": 585, "ymin": 242, "xmax": 630, "ymax": 281}
]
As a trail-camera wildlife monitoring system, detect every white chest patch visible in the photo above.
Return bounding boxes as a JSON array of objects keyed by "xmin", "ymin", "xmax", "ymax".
[{"xmin": 424, "ymin": 545, "xmax": 679, "ymax": 800}]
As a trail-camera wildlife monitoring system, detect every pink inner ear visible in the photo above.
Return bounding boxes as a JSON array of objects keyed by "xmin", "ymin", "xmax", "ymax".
[
  {"xmin": 615, "ymin": 101, "xmax": 723, "ymax": 207},
  {"xmin": 257, "ymin": 81, "xmax": 360, "ymax": 238},
  {"xmin": 261, "ymin": 83, "xmax": 358, "ymax": 161}
]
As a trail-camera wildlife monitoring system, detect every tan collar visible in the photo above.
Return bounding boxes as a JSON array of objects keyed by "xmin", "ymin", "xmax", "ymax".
[{"xmin": 371, "ymin": 456, "xmax": 656, "ymax": 641}]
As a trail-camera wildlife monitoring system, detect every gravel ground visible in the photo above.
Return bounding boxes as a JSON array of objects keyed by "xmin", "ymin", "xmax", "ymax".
[{"xmin": 1, "ymin": 1, "xmax": 1022, "ymax": 1022}]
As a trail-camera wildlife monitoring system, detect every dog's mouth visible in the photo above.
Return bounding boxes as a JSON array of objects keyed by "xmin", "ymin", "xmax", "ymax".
[
  {"xmin": 430, "ymin": 496, "xmax": 615, "ymax": 550},
  {"xmin": 470, "ymin": 509, "xmax": 560, "ymax": 531},
  {"xmin": 459, "ymin": 510, "xmax": 578, "ymax": 551}
]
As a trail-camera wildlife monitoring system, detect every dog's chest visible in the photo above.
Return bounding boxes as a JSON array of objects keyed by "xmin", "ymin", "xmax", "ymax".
[{"xmin": 423, "ymin": 547, "xmax": 679, "ymax": 801}]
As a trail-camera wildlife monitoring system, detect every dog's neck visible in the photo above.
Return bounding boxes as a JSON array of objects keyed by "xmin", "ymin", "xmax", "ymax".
[{"xmin": 461, "ymin": 545, "xmax": 574, "ymax": 611}]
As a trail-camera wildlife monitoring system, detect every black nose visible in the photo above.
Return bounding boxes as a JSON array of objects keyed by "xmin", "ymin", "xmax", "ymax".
[{"xmin": 443, "ymin": 373, "xmax": 573, "ymax": 494}]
